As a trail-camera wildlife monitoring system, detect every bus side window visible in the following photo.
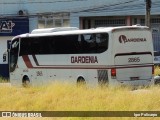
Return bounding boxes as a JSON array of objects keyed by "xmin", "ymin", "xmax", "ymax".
[
  {"xmin": 96, "ymin": 33, "xmax": 108, "ymax": 52},
  {"xmin": 89, "ymin": 34, "xmax": 98, "ymax": 52},
  {"xmin": 80, "ymin": 35, "xmax": 89, "ymax": 53},
  {"xmin": 31, "ymin": 41, "xmax": 39, "ymax": 54},
  {"xmin": 48, "ymin": 38, "xmax": 56, "ymax": 54}
]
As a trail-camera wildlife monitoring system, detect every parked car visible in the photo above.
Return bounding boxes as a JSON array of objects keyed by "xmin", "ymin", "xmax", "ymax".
[
  {"xmin": 154, "ymin": 51, "xmax": 160, "ymax": 65},
  {"xmin": 154, "ymin": 51, "xmax": 160, "ymax": 85}
]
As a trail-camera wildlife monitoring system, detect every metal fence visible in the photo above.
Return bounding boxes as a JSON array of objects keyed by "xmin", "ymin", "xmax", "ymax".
[{"xmin": 94, "ymin": 19, "xmax": 126, "ymax": 27}]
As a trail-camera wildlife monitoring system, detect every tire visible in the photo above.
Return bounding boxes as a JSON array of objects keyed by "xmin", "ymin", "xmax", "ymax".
[
  {"xmin": 98, "ymin": 79, "xmax": 108, "ymax": 87},
  {"xmin": 22, "ymin": 76, "xmax": 30, "ymax": 87},
  {"xmin": 154, "ymin": 76, "xmax": 160, "ymax": 85},
  {"xmin": 155, "ymin": 80, "xmax": 160, "ymax": 85}
]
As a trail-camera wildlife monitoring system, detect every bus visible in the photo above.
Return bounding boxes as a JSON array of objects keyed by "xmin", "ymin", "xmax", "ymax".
[{"xmin": 9, "ymin": 26, "xmax": 154, "ymax": 87}]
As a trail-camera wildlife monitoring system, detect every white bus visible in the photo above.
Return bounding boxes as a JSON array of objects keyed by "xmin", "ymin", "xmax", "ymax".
[{"xmin": 9, "ymin": 26, "xmax": 154, "ymax": 87}]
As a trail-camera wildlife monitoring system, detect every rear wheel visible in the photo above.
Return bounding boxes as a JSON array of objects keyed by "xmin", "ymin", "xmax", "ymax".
[{"xmin": 98, "ymin": 79, "xmax": 108, "ymax": 87}]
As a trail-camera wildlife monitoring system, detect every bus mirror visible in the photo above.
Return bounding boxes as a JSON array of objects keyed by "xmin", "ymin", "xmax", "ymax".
[{"xmin": 12, "ymin": 41, "xmax": 19, "ymax": 48}]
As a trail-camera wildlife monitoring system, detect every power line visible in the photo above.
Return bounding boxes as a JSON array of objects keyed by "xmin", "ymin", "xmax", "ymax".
[
  {"xmin": 0, "ymin": 0, "xmax": 87, "ymax": 4},
  {"xmin": 71, "ymin": 0, "xmax": 141, "ymax": 13},
  {"xmin": 0, "ymin": 0, "xmax": 159, "ymax": 18},
  {"xmin": 0, "ymin": 0, "xmax": 141, "ymax": 17}
]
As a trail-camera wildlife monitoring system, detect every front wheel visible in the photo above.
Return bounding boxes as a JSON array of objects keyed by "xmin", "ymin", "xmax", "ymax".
[
  {"xmin": 77, "ymin": 76, "xmax": 86, "ymax": 86},
  {"xmin": 22, "ymin": 76, "xmax": 30, "ymax": 87}
]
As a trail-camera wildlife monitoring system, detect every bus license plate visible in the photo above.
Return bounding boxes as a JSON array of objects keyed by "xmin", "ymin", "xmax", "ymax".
[{"xmin": 130, "ymin": 77, "xmax": 139, "ymax": 80}]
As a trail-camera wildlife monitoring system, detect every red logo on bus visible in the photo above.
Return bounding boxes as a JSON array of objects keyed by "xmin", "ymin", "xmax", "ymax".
[
  {"xmin": 119, "ymin": 35, "xmax": 146, "ymax": 44},
  {"xmin": 119, "ymin": 35, "xmax": 127, "ymax": 43}
]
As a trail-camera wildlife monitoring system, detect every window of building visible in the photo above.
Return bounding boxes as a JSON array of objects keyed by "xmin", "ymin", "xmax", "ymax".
[
  {"xmin": 55, "ymin": 19, "xmax": 62, "ymax": 27},
  {"xmin": 95, "ymin": 19, "xmax": 126, "ymax": 27},
  {"xmin": 46, "ymin": 19, "xmax": 53, "ymax": 28},
  {"xmin": 38, "ymin": 19, "xmax": 45, "ymax": 29},
  {"xmin": 151, "ymin": 18, "xmax": 160, "ymax": 24},
  {"xmin": 63, "ymin": 19, "xmax": 70, "ymax": 27},
  {"xmin": 134, "ymin": 18, "xmax": 137, "ymax": 24},
  {"xmin": 140, "ymin": 19, "xmax": 145, "ymax": 25},
  {"xmin": 38, "ymin": 12, "xmax": 70, "ymax": 28},
  {"xmin": 140, "ymin": 18, "xmax": 160, "ymax": 25}
]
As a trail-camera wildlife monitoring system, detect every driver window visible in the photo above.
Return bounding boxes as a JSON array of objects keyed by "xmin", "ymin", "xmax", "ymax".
[{"xmin": 10, "ymin": 38, "xmax": 19, "ymax": 72}]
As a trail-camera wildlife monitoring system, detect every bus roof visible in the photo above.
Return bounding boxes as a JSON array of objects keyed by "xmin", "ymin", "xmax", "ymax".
[
  {"xmin": 12, "ymin": 26, "xmax": 149, "ymax": 39},
  {"xmin": 31, "ymin": 27, "xmax": 79, "ymax": 34}
]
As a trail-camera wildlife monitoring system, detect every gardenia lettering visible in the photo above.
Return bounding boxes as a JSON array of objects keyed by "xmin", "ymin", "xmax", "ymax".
[
  {"xmin": 124, "ymin": 38, "xmax": 146, "ymax": 43},
  {"xmin": 119, "ymin": 35, "xmax": 147, "ymax": 44},
  {"xmin": 71, "ymin": 56, "xmax": 98, "ymax": 63}
]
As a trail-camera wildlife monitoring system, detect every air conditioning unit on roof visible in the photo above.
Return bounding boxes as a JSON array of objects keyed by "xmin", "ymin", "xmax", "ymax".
[{"xmin": 18, "ymin": 10, "xmax": 28, "ymax": 16}]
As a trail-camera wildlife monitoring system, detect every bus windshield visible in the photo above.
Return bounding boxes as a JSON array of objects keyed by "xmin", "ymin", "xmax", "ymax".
[
  {"xmin": 19, "ymin": 33, "xmax": 109, "ymax": 55},
  {"xmin": 10, "ymin": 38, "xmax": 19, "ymax": 72}
]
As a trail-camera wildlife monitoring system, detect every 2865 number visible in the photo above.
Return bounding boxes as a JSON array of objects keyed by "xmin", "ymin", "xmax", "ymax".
[{"xmin": 128, "ymin": 57, "xmax": 140, "ymax": 63}]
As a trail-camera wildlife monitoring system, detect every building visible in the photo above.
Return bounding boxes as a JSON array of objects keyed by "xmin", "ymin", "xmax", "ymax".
[
  {"xmin": 0, "ymin": 0, "xmax": 160, "ymax": 30},
  {"xmin": 0, "ymin": 0, "xmax": 160, "ymax": 78}
]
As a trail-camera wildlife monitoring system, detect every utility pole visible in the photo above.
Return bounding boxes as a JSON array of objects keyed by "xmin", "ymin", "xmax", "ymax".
[{"xmin": 145, "ymin": 0, "xmax": 151, "ymax": 28}]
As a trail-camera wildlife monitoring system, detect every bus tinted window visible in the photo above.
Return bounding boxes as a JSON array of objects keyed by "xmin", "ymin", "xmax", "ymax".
[
  {"xmin": 19, "ymin": 33, "xmax": 108, "ymax": 55},
  {"xmin": 10, "ymin": 38, "xmax": 19, "ymax": 72}
]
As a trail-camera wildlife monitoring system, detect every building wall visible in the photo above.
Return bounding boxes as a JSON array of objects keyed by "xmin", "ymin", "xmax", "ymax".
[
  {"xmin": 0, "ymin": 0, "xmax": 160, "ymax": 47},
  {"xmin": 29, "ymin": 17, "xmax": 38, "ymax": 32},
  {"xmin": 0, "ymin": 0, "xmax": 160, "ymax": 31},
  {"xmin": 0, "ymin": 37, "xmax": 11, "ymax": 63}
]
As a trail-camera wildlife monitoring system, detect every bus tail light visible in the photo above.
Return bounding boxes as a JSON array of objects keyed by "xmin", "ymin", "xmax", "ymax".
[{"xmin": 111, "ymin": 68, "xmax": 116, "ymax": 79}]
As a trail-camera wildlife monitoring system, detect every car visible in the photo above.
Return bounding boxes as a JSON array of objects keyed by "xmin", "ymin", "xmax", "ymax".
[
  {"xmin": 154, "ymin": 51, "xmax": 160, "ymax": 65},
  {"xmin": 154, "ymin": 75, "xmax": 160, "ymax": 85}
]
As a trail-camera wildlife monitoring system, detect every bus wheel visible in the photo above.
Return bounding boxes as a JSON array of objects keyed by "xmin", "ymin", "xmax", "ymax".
[
  {"xmin": 77, "ymin": 76, "xmax": 86, "ymax": 86},
  {"xmin": 22, "ymin": 76, "xmax": 30, "ymax": 87},
  {"xmin": 98, "ymin": 79, "xmax": 108, "ymax": 87}
]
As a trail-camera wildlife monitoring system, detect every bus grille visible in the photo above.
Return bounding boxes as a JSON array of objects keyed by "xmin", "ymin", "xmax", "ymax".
[{"xmin": 97, "ymin": 70, "xmax": 108, "ymax": 84}]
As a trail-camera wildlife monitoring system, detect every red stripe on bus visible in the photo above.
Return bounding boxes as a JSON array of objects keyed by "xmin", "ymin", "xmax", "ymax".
[
  {"xmin": 29, "ymin": 65, "xmax": 153, "ymax": 69},
  {"xmin": 22, "ymin": 55, "xmax": 33, "ymax": 68},
  {"xmin": 32, "ymin": 55, "xmax": 39, "ymax": 66}
]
